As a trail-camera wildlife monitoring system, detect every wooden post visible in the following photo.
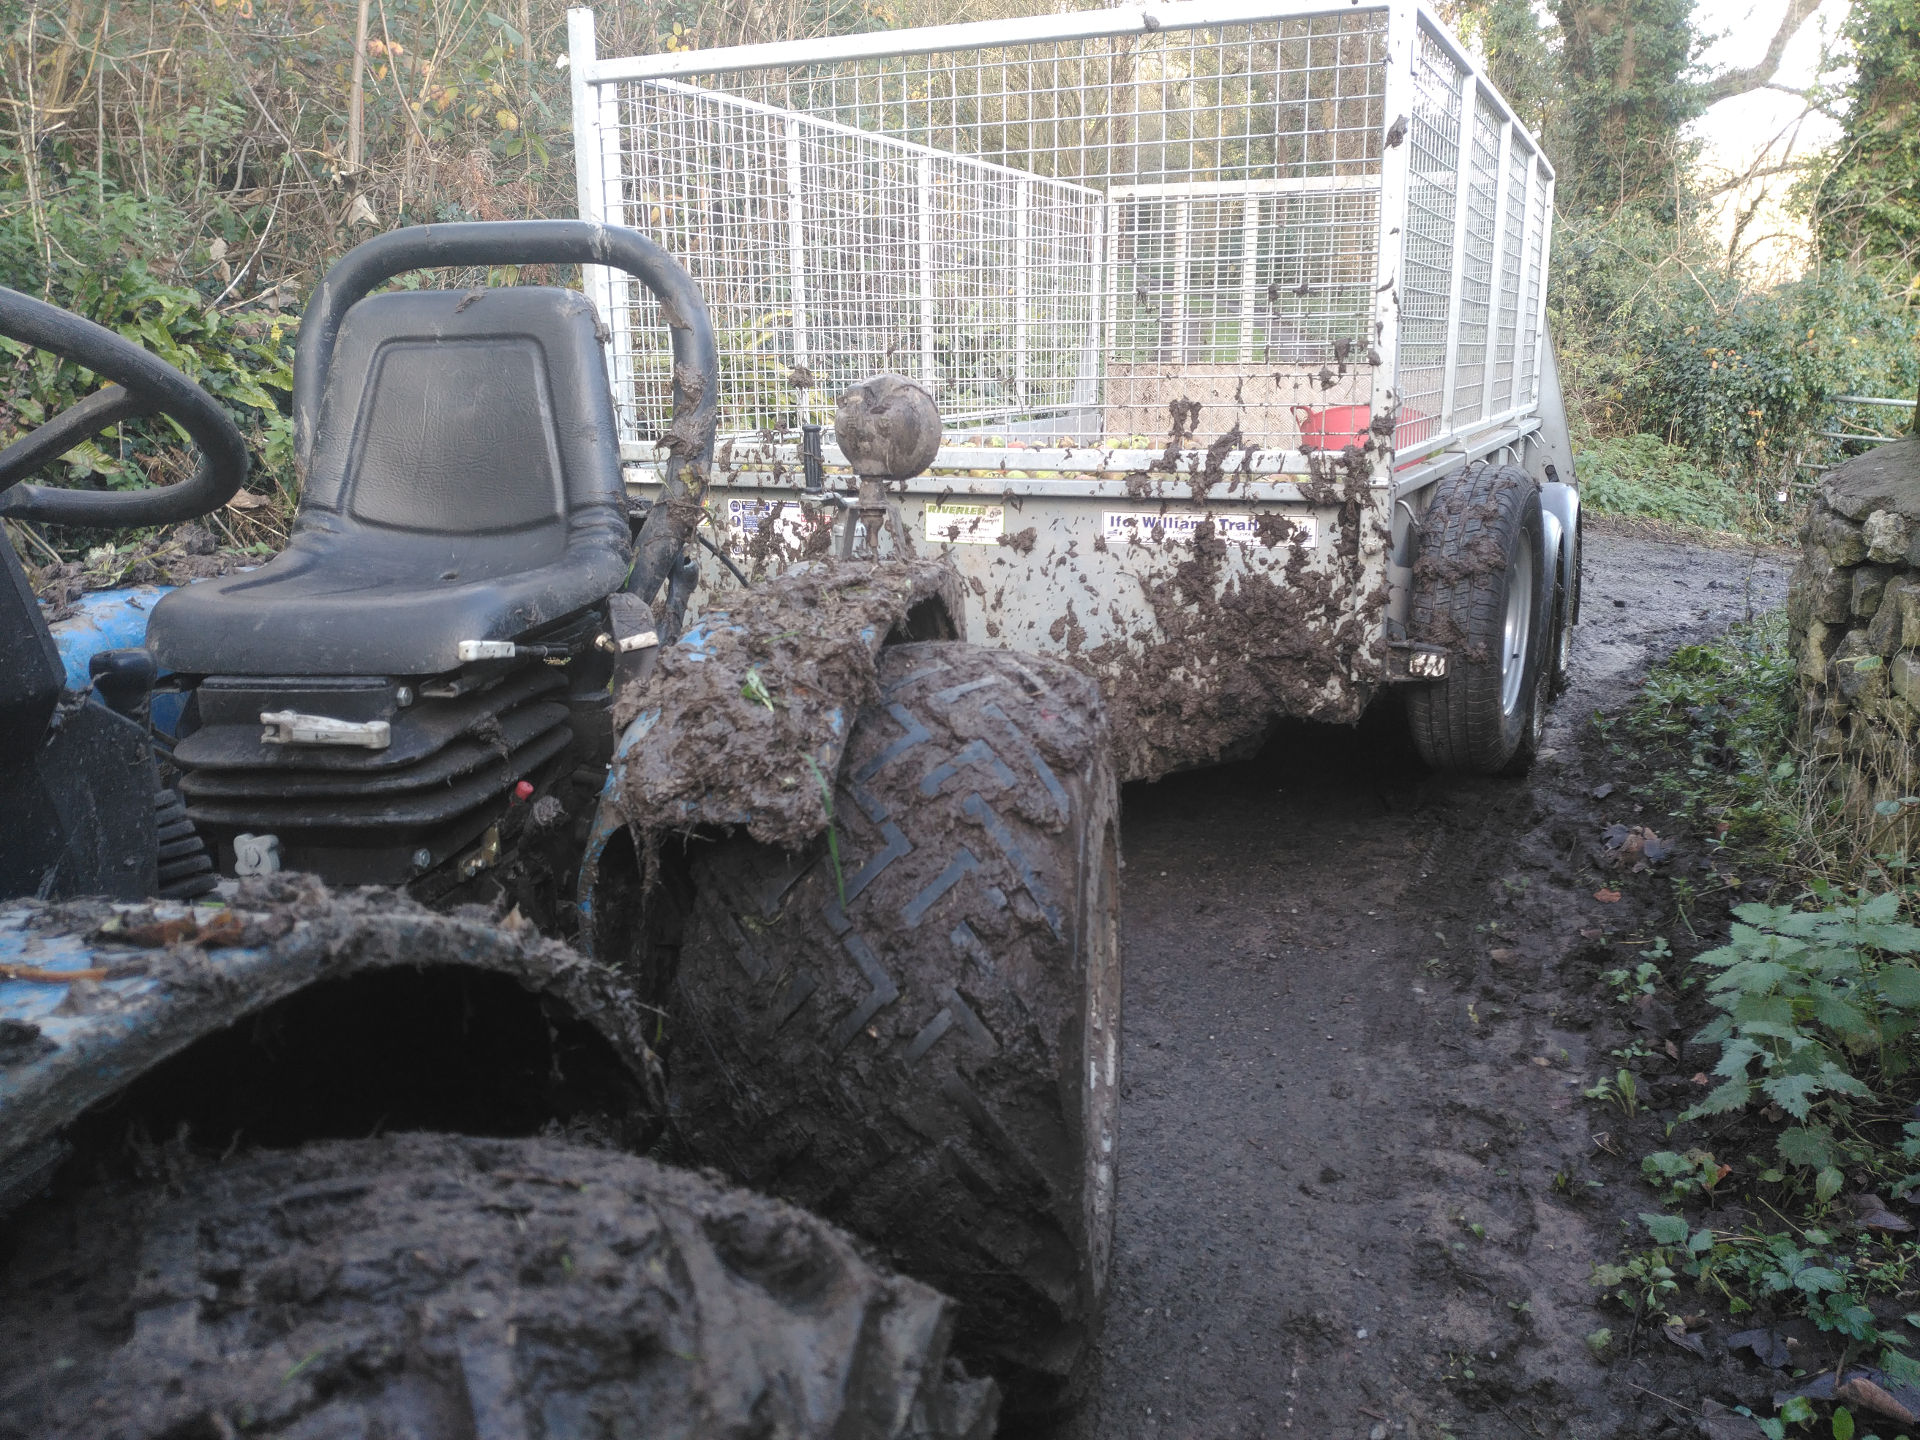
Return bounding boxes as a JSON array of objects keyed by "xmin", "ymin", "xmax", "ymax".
[{"xmin": 347, "ymin": 0, "xmax": 371, "ymax": 173}]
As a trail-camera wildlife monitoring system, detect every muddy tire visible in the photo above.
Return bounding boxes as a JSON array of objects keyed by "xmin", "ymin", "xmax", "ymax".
[
  {"xmin": 663, "ymin": 641, "xmax": 1122, "ymax": 1419},
  {"xmin": 0, "ymin": 1133, "xmax": 996, "ymax": 1440},
  {"xmin": 1405, "ymin": 462, "xmax": 1552, "ymax": 774}
]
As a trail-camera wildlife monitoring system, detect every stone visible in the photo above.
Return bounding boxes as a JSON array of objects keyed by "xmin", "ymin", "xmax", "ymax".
[
  {"xmin": 1890, "ymin": 580, "xmax": 1920, "ymax": 649},
  {"xmin": 1819, "ymin": 510, "xmax": 1871, "ymax": 566},
  {"xmin": 1869, "ymin": 589, "xmax": 1906, "ymax": 654},
  {"xmin": 1854, "ymin": 563, "xmax": 1900, "ymax": 617},
  {"xmin": 1811, "ymin": 722, "xmax": 1845, "ymax": 758},
  {"xmin": 1799, "ymin": 619, "xmax": 1838, "ymax": 684},
  {"xmin": 1867, "ymin": 509, "xmax": 1915, "ymax": 564},
  {"xmin": 1895, "ymin": 652, "xmax": 1920, "ymax": 708},
  {"xmin": 1835, "ymin": 629, "xmax": 1889, "ymax": 703},
  {"xmin": 1799, "ymin": 548, "xmax": 1854, "ymax": 624},
  {"xmin": 1822, "ymin": 436, "xmax": 1920, "ymax": 522}
]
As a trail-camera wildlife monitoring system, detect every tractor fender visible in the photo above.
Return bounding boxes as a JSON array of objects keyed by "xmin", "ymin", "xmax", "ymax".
[
  {"xmin": 576, "ymin": 558, "xmax": 966, "ymax": 943},
  {"xmin": 0, "ymin": 883, "xmax": 666, "ymax": 1202}
]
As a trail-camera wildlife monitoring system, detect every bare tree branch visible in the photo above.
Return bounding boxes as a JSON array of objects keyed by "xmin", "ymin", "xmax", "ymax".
[{"xmin": 1696, "ymin": 0, "xmax": 1822, "ymax": 104}]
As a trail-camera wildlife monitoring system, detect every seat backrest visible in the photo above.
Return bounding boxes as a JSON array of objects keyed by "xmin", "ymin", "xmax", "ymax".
[{"xmin": 298, "ymin": 287, "xmax": 625, "ymax": 567}]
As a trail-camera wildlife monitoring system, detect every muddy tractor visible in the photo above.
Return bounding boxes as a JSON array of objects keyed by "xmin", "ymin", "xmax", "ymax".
[{"xmin": 0, "ymin": 221, "xmax": 1121, "ymax": 1436}]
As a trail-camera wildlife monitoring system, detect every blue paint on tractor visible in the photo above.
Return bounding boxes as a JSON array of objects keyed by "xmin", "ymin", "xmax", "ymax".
[
  {"xmin": 44, "ymin": 586, "xmax": 189, "ymax": 735},
  {"xmin": 47, "ymin": 586, "xmax": 171, "ymax": 690}
]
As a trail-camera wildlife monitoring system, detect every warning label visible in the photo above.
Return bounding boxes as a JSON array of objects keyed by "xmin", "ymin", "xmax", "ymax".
[
  {"xmin": 922, "ymin": 503, "xmax": 1006, "ymax": 545},
  {"xmin": 1102, "ymin": 511, "xmax": 1316, "ymax": 549}
]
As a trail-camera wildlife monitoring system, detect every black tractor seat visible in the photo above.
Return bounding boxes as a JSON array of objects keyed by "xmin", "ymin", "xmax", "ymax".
[{"xmin": 147, "ymin": 286, "xmax": 630, "ymax": 678}]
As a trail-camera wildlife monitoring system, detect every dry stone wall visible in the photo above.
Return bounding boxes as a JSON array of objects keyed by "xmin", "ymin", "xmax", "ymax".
[{"xmin": 1789, "ymin": 437, "xmax": 1920, "ymax": 821}]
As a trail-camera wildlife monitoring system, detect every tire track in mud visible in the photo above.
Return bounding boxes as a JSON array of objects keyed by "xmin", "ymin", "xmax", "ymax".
[{"xmin": 1092, "ymin": 525, "xmax": 1789, "ymax": 1440}]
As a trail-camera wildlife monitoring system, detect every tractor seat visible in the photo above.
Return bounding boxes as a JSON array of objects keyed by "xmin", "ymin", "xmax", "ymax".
[{"xmin": 147, "ymin": 287, "xmax": 630, "ymax": 677}]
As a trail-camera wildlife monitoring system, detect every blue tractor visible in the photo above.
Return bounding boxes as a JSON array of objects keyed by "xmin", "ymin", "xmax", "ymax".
[{"xmin": 0, "ymin": 222, "xmax": 1121, "ymax": 1436}]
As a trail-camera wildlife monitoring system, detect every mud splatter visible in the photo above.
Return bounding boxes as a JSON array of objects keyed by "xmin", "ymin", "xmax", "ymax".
[{"xmin": 609, "ymin": 559, "xmax": 964, "ymax": 850}]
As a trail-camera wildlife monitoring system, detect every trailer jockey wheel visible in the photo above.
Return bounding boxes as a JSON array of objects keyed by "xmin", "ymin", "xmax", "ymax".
[{"xmin": 1403, "ymin": 462, "xmax": 1554, "ymax": 775}]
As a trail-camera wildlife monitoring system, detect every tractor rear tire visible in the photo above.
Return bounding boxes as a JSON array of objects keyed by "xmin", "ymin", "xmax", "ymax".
[
  {"xmin": 663, "ymin": 641, "xmax": 1122, "ymax": 1420},
  {"xmin": 1405, "ymin": 462, "xmax": 1552, "ymax": 774},
  {"xmin": 0, "ymin": 1133, "xmax": 996, "ymax": 1440}
]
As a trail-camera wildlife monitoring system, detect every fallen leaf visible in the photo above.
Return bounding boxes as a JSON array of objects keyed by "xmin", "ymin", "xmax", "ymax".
[
  {"xmin": 1699, "ymin": 1398, "xmax": 1768, "ymax": 1440},
  {"xmin": 0, "ymin": 962, "xmax": 108, "ymax": 984},
  {"xmin": 1727, "ymin": 1327, "xmax": 1792, "ymax": 1368},
  {"xmin": 1692, "ymin": 1072, "xmax": 1712, "ymax": 1085},
  {"xmin": 1662, "ymin": 1317, "xmax": 1708, "ymax": 1358},
  {"xmin": 1594, "ymin": 889, "xmax": 1622, "ymax": 903},
  {"xmin": 1489, "ymin": 947, "xmax": 1516, "ymax": 963},
  {"xmin": 1853, "ymin": 1192, "xmax": 1915, "ymax": 1234},
  {"xmin": 1836, "ymin": 1375, "xmax": 1919, "ymax": 1426},
  {"xmin": 225, "ymin": 489, "xmax": 271, "ymax": 510},
  {"xmin": 1579, "ymin": 928, "xmax": 1605, "ymax": 939},
  {"xmin": 1602, "ymin": 823, "xmax": 1632, "ymax": 849},
  {"xmin": 1591, "ymin": 782, "xmax": 1616, "ymax": 800},
  {"xmin": 1531, "ymin": 1056, "xmax": 1552, "ymax": 1067},
  {"xmin": 1664, "ymin": 1039, "xmax": 1681, "ymax": 1060},
  {"xmin": 1641, "ymin": 835, "xmax": 1675, "ymax": 864}
]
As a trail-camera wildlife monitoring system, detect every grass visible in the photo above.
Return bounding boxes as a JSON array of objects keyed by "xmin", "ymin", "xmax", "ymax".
[{"xmin": 1579, "ymin": 432, "xmax": 1792, "ymax": 542}]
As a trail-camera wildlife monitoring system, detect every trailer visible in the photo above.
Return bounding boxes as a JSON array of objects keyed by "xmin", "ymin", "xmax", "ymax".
[{"xmin": 565, "ymin": 0, "xmax": 1580, "ymax": 779}]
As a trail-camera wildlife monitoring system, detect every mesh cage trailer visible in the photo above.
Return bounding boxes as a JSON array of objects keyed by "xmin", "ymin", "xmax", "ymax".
[{"xmin": 567, "ymin": 0, "xmax": 1577, "ymax": 779}]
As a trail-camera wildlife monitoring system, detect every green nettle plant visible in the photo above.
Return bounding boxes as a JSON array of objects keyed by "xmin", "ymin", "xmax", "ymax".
[{"xmin": 1685, "ymin": 891, "xmax": 1920, "ymax": 1194}]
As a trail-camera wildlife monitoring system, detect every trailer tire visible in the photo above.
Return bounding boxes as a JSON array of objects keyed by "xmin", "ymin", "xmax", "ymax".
[
  {"xmin": 663, "ymin": 641, "xmax": 1122, "ymax": 1420},
  {"xmin": 1405, "ymin": 462, "xmax": 1552, "ymax": 774},
  {"xmin": 0, "ymin": 1133, "xmax": 997, "ymax": 1440}
]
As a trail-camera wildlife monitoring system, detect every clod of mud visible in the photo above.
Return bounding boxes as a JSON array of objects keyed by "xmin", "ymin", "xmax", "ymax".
[
  {"xmin": 0, "ymin": 1133, "xmax": 997, "ymax": 1440},
  {"xmin": 609, "ymin": 558, "xmax": 965, "ymax": 850},
  {"xmin": 1081, "ymin": 457, "xmax": 1389, "ymax": 781}
]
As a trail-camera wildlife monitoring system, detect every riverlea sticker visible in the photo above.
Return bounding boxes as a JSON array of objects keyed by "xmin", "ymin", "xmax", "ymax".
[
  {"xmin": 922, "ymin": 503, "xmax": 1006, "ymax": 545},
  {"xmin": 1102, "ymin": 512, "xmax": 1316, "ymax": 548}
]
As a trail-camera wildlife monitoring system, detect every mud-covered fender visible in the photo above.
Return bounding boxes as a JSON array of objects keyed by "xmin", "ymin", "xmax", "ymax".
[
  {"xmin": 576, "ymin": 559, "xmax": 965, "ymax": 947},
  {"xmin": 0, "ymin": 886, "xmax": 665, "ymax": 1200},
  {"xmin": 1540, "ymin": 479, "xmax": 1581, "ymax": 627}
]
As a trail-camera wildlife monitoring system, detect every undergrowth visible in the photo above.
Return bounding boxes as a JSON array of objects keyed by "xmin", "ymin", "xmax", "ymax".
[{"xmin": 1591, "ymin": 616, "xmax": 1920, "ymax": 1434}]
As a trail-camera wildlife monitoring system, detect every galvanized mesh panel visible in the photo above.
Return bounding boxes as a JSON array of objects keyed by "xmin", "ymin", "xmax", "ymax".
[
  {"xmin": 581, "ymin": 2, "xmax": 1552, "ymax": 469},
  {"xmin": 594, "ymin": 10, "xmax": 1390, "ymax": 450},
  {"xmin": 1450, "ymin": 92, "xmax": 1500, "ymax": 426},
  {"xmin": 1489, "ymin": 138, "xmax": 1528, "ymax": 413},
  {"xmin": 1394, "ymin": 24, "xmax": 1463, "ymax": 451},
  {"xmin": 600, "ymin": 82, "xmax": 1102, "ymax": 442},
  {"xmin": 1516, "ymin": 155, "xmax": 1548, "ymax": 406}
]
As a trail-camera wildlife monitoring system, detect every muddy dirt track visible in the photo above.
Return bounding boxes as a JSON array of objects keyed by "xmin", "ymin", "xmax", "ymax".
[{"xmin": 1092, "ymin": 523, "xmax": 1790, "ymax": 1440}]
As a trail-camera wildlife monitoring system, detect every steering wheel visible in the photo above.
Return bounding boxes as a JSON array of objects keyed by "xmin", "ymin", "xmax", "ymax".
[{"xmin": 0, "ymin": 286, "xmax": 248, "ymax": 527}]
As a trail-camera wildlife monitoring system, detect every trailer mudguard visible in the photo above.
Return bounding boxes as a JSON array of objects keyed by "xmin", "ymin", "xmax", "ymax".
[{"xmin": 576, "ymin": 559, "xmax": 965, "ymax": 940}]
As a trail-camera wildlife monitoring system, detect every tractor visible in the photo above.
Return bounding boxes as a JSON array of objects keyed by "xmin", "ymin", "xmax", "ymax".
[{"xmin": 0, "ymin": 221, "xmax": 1121, "ymax": 1437}]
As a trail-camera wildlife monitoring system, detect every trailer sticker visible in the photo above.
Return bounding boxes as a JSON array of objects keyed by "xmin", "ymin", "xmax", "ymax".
[
  {"xmin": 923, "ymin": 503, "xmax": 1006, "ymax": 545},
  {"xmin": 724, "ymin": 497, "xmax": 830, "ymax": 556},
  {"xmin": 1102, "ymin": 512, "xmax": 1316, "ymax": 549}
]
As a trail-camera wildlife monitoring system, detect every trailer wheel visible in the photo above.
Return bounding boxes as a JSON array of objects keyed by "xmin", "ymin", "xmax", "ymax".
[
  {"xmin": 1405, "ymin": 462, "xmax": 1552, "ymax": 774},
  {"xmin": 0, "ymin": 1134, "xmax": 997, "ymax": 1440},
  {"xmin": 663, "ymin": 641, "xmax": 1121, "ymax": 1419}
]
